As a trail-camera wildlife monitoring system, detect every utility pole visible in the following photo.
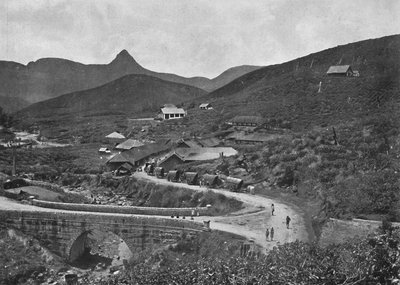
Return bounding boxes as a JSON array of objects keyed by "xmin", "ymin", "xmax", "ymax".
[{"xmin": 11, "ymin": 141, "xmax": 16, "ymax": 177}]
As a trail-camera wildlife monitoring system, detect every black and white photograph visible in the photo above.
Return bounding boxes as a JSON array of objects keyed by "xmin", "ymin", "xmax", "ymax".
[{"xmin": 0, "ymin": 0, "xmax": 400, "ymax": 284}]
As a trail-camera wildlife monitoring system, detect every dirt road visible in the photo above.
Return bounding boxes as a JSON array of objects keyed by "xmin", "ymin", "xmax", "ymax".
[{"xmin": 134, "ymin": 172, "xmax": 309, "ymax": 251}]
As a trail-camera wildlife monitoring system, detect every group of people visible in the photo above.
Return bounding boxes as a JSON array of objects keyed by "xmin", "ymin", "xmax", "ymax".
[{"xmin": 266, "ymin": 203, "xmax": 292, "ymax": 242}]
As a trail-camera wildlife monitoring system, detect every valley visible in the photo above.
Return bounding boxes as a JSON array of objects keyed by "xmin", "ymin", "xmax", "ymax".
[{"xmin": 1, "ymin": 31, "xmax": 400, "ymax": 284}]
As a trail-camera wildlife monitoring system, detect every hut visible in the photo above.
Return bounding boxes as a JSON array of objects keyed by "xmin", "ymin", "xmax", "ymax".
[
  {"xmin": 155, "ymin": 167, "xmax": 165, "ymax": 178},
  {"xmin": 326, "ymin": 65, "xmax": 354, "ymax": 77},
  {"xmin": 167, "ymin": 170, "xmax": 181, "ymax": 182},
  {"xmin": 225, "ymin": 177, "xmax": 244, "ymax": 192},
  {"xmin": 201, "ymin": 174, "xmax": 220, "ymax": 187},
  {"xmin": 183, "ymin": 172, "xmax": 199, "ymax": 185},
  {"xmin": 116, "ymin": 163, "xmax": 133, "ymax": 176}
]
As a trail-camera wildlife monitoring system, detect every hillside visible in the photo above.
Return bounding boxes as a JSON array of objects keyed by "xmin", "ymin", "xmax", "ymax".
[
  {"xmin": 0, "ymin": 49, "xmax": 260, "ymax": 111},
  {"xmin": 195, "ymin": 34, "xmax": 400, "ymax": 130},
  {"xmin": 17, "ymin": 74, "xmax": 206, "ymax": 119}
]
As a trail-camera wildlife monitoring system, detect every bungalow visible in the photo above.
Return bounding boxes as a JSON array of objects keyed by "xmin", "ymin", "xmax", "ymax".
[
  {"xmin": 199, "ymin": 103, "xmax": 213, "ymax": 110},
  {"xmin": 326, "ymin": 65, "xmax": 354, "ymax": 77},
  {"xmin": 160, "ymin": 104, "xmax": 186, "ymax": 120},
  {"xmin": 228, "ymin": 116, "xmax": 264, "ymax": 127},
  {"xmin": 115, "ymin": 139, "xmax": 145, "ymax": 151}
]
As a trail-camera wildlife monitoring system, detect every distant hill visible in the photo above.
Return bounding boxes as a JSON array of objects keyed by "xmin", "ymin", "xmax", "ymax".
[
  {"xmin": 196, "ymin": 34, "xmax": 400, "ymax": 130},
  {"xmin": 17, "ymin": 74, "xmax": 206, "ymax": 119},
  {"xmin": 0, "ymin": 49, "xmax": 261, "ymax": 111}
]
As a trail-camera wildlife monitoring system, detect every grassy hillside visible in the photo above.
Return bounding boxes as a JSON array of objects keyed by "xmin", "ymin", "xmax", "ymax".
[{"xmin": 197, "ymin": 34, "xmax": 400, "ymax": 131}]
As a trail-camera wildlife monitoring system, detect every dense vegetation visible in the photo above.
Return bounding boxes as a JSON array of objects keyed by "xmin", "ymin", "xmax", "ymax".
[{"xmin": 99, "ymin": 222, "xmax": 400, "ymax": 285}]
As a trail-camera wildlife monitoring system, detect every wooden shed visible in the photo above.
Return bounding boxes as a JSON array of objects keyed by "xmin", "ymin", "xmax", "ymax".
[
  {"xmin": 183, "ymin": 172, "xmax": 199, "ymax": 185},
  {"xmin": 225, "ymin": 177, "xmax": 244, "ymax": 192},
  {"xmin": 116, "ymin": 163, "xmax": 133, "ymax": 176},
  {"xmin": 201, "ymin": 174, "xmax": 220, "ymax": 187},
  {"xmin": 155, "ymin": 167, "xmax": 165, "ymax": 178},
  {"xmin": 167, "ymin": 170, "xmax": 182, "ymax": 182}
]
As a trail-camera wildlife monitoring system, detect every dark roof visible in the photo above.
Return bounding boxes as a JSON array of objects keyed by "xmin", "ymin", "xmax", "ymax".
[
  {"xmin": 229, "ymin": 116, "xmax": 264, "ymax": 125},
  {"xmin": 128, "ymin": 141, "xmax": 173, "ymax": 162},
  {"xmin": 158, "ymin": 152, "xmax": 185, "ymax": 165},
  {"xmin": 201, "ymin": 174, "xmax": 219, "ymax": 185},
  {"xmin": 184, "ymin": 172, "xmax": 198, "ymax": 182},
  {"xmin": 118, "ymin": 163, "xmax": 134, "ymax": 170},
  {"xmin": 177, "ymin": 139, "xmax": 202, "ymax": 148},
  {"xmin": 326, "ymin": 65, "xmax": 352, "ymax": 74},
  {"xmin": 106, "ymin": 153, "xmax": 134, "ymax": 165}
]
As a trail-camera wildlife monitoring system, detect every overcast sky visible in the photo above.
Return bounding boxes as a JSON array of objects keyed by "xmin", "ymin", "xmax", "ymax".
[{"xmin": 0, "ymin": 0, "xmax": 399, "ymax": 78}]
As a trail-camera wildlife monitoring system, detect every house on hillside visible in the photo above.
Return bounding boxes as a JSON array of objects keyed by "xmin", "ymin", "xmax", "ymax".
[
  {"xmin": 228, "ymin": 116, "xmax": 264, "ymax": 127},
  {"xmin": 106, "ymin": 139, "xmax": 172, "ymax": 170},
  {"xmin": 106, "ymin": 153, "xmax": 135, "ymax": 171},
  {"xmin": 115, "ymin": 139, "xmax": 145, "ymax": 151},
  {"xmin": 158, "ymin": 153, "xmax": 185, "ymax": 172},
  {"xmin": 160, "ymin": 104, "xmax": 187, "ymax": 120},
  {"xmin": 199, "ymin": 103, "xmax": 213, "ymax": 110},
  {"xmin": 326, "ymin": 65, "xmax": 354, "ymax": 77}
]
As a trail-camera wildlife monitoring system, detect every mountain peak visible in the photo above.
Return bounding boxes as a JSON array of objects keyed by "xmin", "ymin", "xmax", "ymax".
[{"xmin": 110, "ymin": 49, "xmax": 144, "ymax": 71}]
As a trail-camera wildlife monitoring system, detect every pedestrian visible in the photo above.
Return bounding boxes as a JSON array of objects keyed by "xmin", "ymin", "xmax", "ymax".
[
  {"xmin": 270, "ymin": 227, "xmax": 274, "ymax": 241},
  {"xmin": 265, "ymin": 228, "xmax": 269, "ymax": 241},
  {"xmin": 286, "ymin": 216, "xmax": 291, "ymax": 229},
  {"xmin": 271, "ymin": 203, "xmax": 275, "ymax": 216}
]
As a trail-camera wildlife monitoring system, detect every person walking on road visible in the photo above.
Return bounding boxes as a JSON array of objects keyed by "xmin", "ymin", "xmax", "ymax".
[
  {"xmin": 286, "ymin": 216, "xmax": 291, "ymax": 229},
  {"xmin": 271, "ymin": 203, "xmax": 275, "ymax": 216},
  {"xmin": 270, "ymin": 227, "xmax": 274, "ymax": 241},
  {"xmin": 265, "ymin": 228, "xmax": 270, "ymax": 241}
]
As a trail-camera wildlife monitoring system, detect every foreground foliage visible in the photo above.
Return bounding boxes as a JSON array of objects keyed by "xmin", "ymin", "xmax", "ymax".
[{"xmin": 101, "ymin": 223, "xmax": 400, "ymax": 285}]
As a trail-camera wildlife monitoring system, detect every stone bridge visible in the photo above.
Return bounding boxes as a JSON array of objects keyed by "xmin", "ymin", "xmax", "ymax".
[{"xmin": 0, "ymin": 209, "xmax": 206, "ymax": 262}]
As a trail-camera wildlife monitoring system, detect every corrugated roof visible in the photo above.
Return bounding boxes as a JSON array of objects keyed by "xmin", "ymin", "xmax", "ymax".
[
  {"xmin": 326, "ymin": 65, "xmax": 351, "ymax": 74},
  {"xmin": 229, "ymin": 116, "xmax": 264, "ymax": 125},
  {"xmin": 105, "ymin": 132, "xmax": 126, "ymax": 139},
  {"xmin": 161, "ymin": 107, "xmax": 186, "ymax": 114},
  {"xmin": 226, "ymin": 132, "xmax": 275, "ymax": 142},
  {"xmin": 175, "ymin": 147, "xmax": 237, "ymax": 161},
  {"xmin": 115, "ymin": 139, "xmax": 145, "ymax": 150}
]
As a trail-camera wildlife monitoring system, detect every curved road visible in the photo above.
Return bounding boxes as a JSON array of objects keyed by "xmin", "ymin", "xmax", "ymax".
[
  {"xmin": 0, "ymin": 173, "xmax": 310, "ymax": 252},
  {"xmin": 134, "ymin": 172, "xmax": 309, "ymax": 251}
]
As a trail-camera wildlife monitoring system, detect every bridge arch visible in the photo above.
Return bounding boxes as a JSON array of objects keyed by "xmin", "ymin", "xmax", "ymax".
[{"xmin": 67, "ymin": 229, "xmax": 134, "ymax": 264}]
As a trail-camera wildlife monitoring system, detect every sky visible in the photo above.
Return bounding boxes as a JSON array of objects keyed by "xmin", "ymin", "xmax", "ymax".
[{"xmin": 0, "ymin": 0, "xmax": 399, "ymax": 78}]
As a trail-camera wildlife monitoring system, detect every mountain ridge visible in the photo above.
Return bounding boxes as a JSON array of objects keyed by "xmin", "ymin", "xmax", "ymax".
[{"xmin": 0, "ymin": 49, "xmax": 261, "ymax": 111}]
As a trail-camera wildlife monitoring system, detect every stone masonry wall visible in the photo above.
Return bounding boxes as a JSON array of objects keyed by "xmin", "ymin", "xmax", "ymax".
[
  {"xmin": 31, "ymin": 199, "xmax": 210, "ymax": 216},
  {"xmin": 0, "ymin": 209, "xmax": 205, "ymax": 261}
]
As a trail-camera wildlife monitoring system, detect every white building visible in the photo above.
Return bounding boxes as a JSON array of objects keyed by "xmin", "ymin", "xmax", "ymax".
[{"xmin": 160, "ymin": 105, "xmax": 186, "ymax": 120}]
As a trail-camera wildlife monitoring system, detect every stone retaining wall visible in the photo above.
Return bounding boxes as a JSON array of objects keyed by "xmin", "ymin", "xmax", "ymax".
[
  {"xmin": 319, "ymin": 218, "xmax": 400, "ymax": 246},
  {"xmin": 31, "ymin": 199, "xmax": 210, "ymax": 216}
]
